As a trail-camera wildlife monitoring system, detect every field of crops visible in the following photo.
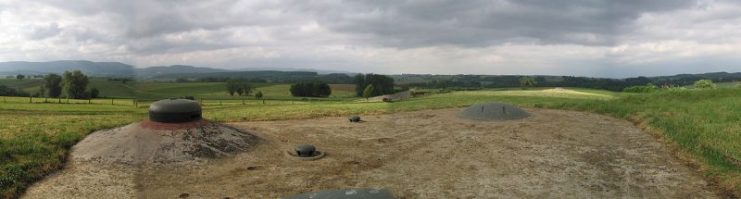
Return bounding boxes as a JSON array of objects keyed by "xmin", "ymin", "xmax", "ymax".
[{"xmin": 0, "ymin": 87, "xmax": 739, "ymax": 197}]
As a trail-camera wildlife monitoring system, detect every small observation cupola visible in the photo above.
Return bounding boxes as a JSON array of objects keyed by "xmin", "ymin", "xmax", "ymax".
[
  {"xmin": 148, "ymin": 99, "xmax": 202, "ymax": 123},
  {"xmin": 288, "ymin": 144, "xmax": 325, "ymax": 160},
  {"xmin": 295, "ymin": 144, "xmax": 317, "ymax": 157}
]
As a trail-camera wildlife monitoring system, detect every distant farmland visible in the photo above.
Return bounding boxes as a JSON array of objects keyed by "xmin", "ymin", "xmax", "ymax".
[{"xmin": 0, "ymin": 78, "xmax": 357, "ymax": 99}]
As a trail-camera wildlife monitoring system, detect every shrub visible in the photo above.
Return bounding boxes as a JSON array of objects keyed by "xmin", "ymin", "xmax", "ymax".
[
  {"xmin": 623, "ymin": 83, "xmax": 658, "ymax": 93},
  {"xmin": 254, "ymin": 91, "xmax": 263, "ymax": 99},
  {"xmin": 693, "ymin": 79, "xmax": 716, "ymax": 89},
  {"xmin": 362, "ymin": 85, "xmax": 375, "ymax": 100},
  {"xmin": 89, "ymin": 88, "xmax": 100, "ymax": 98},
  {"xmin": 0, "ymin": 85, "xmax": 19, "ymax": 96}
]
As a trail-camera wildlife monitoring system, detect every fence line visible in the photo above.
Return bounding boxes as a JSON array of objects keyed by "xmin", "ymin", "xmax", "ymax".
[{"xmin": 0, "ymin": 95, "xmax": 346, "ymax": 108}]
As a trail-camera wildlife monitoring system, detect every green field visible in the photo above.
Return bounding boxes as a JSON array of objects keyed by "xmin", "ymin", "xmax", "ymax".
[
  {"xmin": 0, "ymin": 78, "xmax": 356, "ymax": 100},
  {"xmin": 0, "ymin": 87, "xmax": 739, "ymax": 197}
]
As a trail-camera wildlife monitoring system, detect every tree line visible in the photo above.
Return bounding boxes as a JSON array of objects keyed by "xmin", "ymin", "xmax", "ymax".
[
  {"xmin": 290, "ymin": 81, "xmax": 332, "ymax": 97},
  {"xmin": 0, "ymin": 70, "xmax": 99, "ymax": 99},
  {"xmin": 354, "ymin": 74, "xmax": 395, "ymax": 97},
  {"xmin": 399, "ymin": 72, "xmax": 741, "ymax": 91},
  {"xmin": 225, "ymin": 79, "xmax": 253, "ymax": 96}
]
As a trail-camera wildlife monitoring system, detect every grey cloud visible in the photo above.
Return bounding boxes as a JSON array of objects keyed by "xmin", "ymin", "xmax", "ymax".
[
  {"xmin": 26, "ymin": 23, "xmax": 62, "ymax": 40},
  {"xmin": 297, "ymin": 0, "xmax": 697, "ymax": 47},
  {"xmin": 4, "ymin": 0, "xmax": 740, "ymax": 77},
  {"xmin": 30, "ymin": 0, "xmax": 700, "ymax": 50}
]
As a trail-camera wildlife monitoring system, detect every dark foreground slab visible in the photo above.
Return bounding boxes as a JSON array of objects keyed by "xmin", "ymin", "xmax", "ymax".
[{"xmin": 284, "ymin": 188, "xmax": 395, "ymax": 199}]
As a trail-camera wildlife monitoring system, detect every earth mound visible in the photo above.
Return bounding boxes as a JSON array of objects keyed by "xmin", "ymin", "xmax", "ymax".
[
  {"xmin": 458, "ymin": 103, "xmax": 529, "ymax": 121},
  {"xmin": 71, "ymin": 121, "xmax": 259, "ymax": 165}
]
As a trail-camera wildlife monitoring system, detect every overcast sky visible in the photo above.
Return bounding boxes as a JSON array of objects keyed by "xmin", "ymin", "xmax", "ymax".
[{"xmin": 1, "ymin": 0, "xmax": 740, "ymax": 77}]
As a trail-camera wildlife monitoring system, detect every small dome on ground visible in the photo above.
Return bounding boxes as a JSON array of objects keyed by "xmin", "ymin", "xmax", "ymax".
[{"xmin": 458, "ymin": 103, "xmax": 529, "ymax": 121}]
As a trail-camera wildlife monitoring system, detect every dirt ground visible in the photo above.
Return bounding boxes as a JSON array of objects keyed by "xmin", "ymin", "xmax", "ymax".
[{"xmin": 23, "ymin": 108, "xmax": 721, "ymax": 198}]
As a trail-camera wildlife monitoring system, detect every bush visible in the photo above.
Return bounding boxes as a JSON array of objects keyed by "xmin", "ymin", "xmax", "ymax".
[
  {"xmin": 693, "ymin": 79, "xmax": 716, "ymax": 89},
  {"xmin": 0, "ymin": 85, "xmax": 19, "ymax": 96},
  {"xmin": 89, "ymin": 88, "xmax": 100, "ymax": 98},
  {"xmin": 623, "ymin": 83, "xmax": 658, "ymax": 93}
]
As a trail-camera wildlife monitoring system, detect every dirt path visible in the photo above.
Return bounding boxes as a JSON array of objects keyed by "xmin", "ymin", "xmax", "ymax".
[{"xmin": 23, "ymin": 108, "xmax": 720, "ymax": 198}]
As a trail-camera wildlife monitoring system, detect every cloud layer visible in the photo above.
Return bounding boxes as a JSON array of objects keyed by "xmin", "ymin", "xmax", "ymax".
[{"xmin": 1, "ymin": 0, "xmax": 740, "ymax": 77}]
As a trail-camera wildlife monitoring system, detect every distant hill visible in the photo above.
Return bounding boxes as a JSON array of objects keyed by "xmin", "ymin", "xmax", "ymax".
[
  {"xmin": 235, "ymin": 67, "xmax": 353, "ymax": 75},
  {"xmin": 135, "ymin": 65, "xmax": 231, "ymax": 78},
  {"xmin": 0, "ymin": 60, "xmax": 135, "ymax": 76},
  {"xmin": 154, "ymin": 71, "xmax": 354, "ymax": 84},
  {"xmin": 0, "ymin": 61, "xmax": 233, "ymax": 78},
  {"xmin": 0, "ymin": 60, "xmax": 351, "ymax": 79}
]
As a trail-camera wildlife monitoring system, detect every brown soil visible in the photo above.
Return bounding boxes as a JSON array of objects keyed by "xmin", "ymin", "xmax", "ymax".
[{"xmin": 23, "ymin": 108, "xmax": 721, "ymax": 198}]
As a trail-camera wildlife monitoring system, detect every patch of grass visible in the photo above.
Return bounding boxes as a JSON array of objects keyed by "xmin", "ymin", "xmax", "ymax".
[
  {"xmin": 0, "ymin": 108, "xmax": 140, "ymax": 198},
  {"xmin": 544, "ymin": 88, "xmax": 741, "ymax": 195}
]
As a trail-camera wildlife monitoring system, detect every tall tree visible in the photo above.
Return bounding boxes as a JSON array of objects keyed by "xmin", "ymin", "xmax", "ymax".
[
  {"xmin": 43, "ymin": 74, "xmax": 63, "ymax": 98},
  {"xmin": 62, "ymin": 71, "xmax": 89, "ymax": 99},
  {"xmin": 354, "ymin": 74, "xmax": 366, "ymax": 97},
  {"xmin": 225, "ymin": 80, "xmax": 240, "ymax": 96},
  {"xmin": 38, "ymin": 86, "xmax": 45, "ymax": 98},
  {"xmin": 363, "ymin": 84, "xmax": 375, "ymax": 100},
  {"xmin": 354, "ymin": 74, "xmax": 394, "ymax": 97},
  {"xmin": 238, "ymin": 82, "xmax": 252, "ymax": 96},
  {"xmin": 255, "ymin": 91, "xmax": 264, "ymax": 104}
]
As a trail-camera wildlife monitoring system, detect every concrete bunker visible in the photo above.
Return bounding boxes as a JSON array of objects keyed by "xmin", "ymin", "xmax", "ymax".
[
  {"xmin": 458, "ymin": 103, "xmax": 530, "ymax": 121},
  {"xmin": 71, "ymin": 98, "xmax": 260, "ymax": 165}
]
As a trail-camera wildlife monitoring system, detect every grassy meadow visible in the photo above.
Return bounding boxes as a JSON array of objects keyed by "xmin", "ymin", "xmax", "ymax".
[{"xmin": 0, "ymin": 85, "xmax": 739, "ymax": 197}]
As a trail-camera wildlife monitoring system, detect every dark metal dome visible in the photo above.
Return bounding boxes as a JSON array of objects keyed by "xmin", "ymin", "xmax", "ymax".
[
  {"xmin": 295, "ymin": 144, "xmax": 317, "ymax": 157},
  {"xmin": 148, "ymin": 99, "xmax": 202, "ymax": 123},
  {"xmin": 348, "ymin": 115, "xmax": 361, "ymax": 123}
]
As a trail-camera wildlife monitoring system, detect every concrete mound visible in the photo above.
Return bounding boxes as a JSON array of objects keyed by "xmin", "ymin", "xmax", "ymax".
[
  {"xmin": 458, "ymin": 103, "xmax": 529, "ymax": 121},
  {"xmin": 72, "ymin": 121, "xmax": 259, "ymax": 165}
]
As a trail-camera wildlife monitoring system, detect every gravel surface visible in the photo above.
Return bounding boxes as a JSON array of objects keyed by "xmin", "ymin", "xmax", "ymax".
[{"xmin": 23, "ymin": 108, "xmax": 721, "ymax": 198}]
